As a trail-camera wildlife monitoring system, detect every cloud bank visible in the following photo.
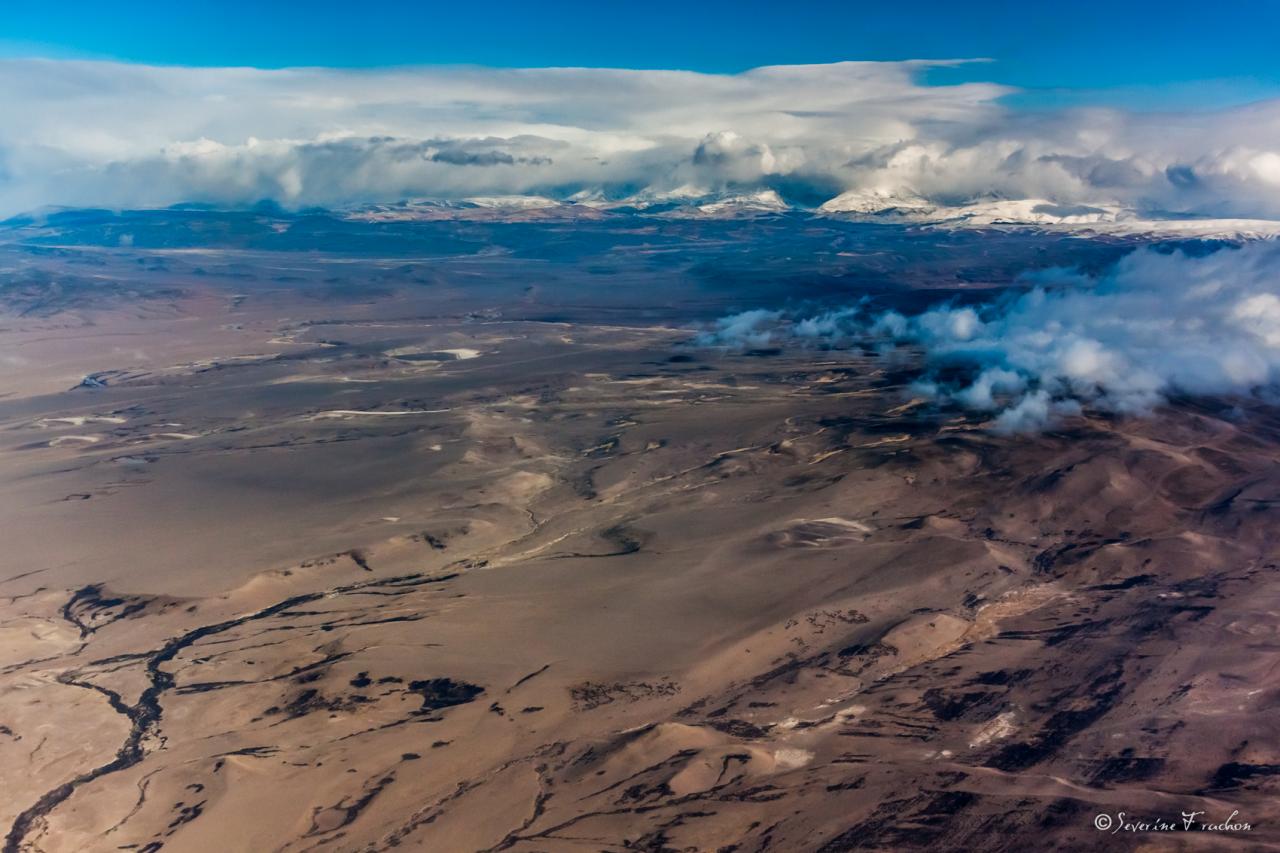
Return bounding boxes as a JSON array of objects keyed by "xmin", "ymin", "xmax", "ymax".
[
  {"xmin": 701, "ymin": 243, "xmax": 1280, "ymax": 431},
  {"xmin": 3, "ymin": 59, "xmax": 1280, "ymax": 219}
]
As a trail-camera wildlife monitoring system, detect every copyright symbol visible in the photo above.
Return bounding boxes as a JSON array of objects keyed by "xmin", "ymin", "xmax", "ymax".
[{"xmin": 1094, "ymin": 813, "xmax": 1113, "ymax": 831}]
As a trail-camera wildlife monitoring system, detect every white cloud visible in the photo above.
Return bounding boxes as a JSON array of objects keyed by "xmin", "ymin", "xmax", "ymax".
[
  {"xmin": 953, "ymin": 367, "xmax": 1025, "ymax": 411},
  {"xmin": 2, "ymin": 58, "xmax": 1280, "ymax": 219},
  {"xmin": 993, "ymin": 391, "xmax": 1082, "ymax": 435},
  {"xmin": 912, "ymin": 244, "xmax": 1280, "ymax": 421},
  {"xmin": 701, "ymin": 243, "xmax": 1280, "ymax": 431},
  {"xmin": 696, "ymin": 309, "xmax": 783, "ymax": 348}
]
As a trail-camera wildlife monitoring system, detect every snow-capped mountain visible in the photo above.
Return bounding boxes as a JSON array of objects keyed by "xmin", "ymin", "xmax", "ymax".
[{"xmin": 338, "ymin": 190, "xmax": 1280, "ymax": 239}]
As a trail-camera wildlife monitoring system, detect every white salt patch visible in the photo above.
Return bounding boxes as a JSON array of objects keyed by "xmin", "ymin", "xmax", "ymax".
[
  {"xmin": 37, "ymin": 415, "xmax": 126, "ymax": 427},
  {"xmin": 48, "ymin": 435, "xmax": 100, "ymax": 446},
  {"xmin": 311, "ymin": 408, "xmax": 451, "ymax": 419},
  {"xmin": 969, "ymin": 711, "xmax": 1017, "ymax": 748},
  {"xmin": 810, "ymin": 517, "xmax": 874, "ymax": 533},
  {"xmin": 773, "ymin": 748, "xmax": 814, "ymax": 770}
]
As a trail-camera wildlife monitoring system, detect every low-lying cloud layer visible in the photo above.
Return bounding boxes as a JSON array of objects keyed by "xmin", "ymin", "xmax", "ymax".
[
  {"xmin": 3, "ymin": 59, "xmax": 1280, "ymax": 219},
  {"xmin": 701, "ymin": 243, "xmax": 1280, "ymax": 431}
]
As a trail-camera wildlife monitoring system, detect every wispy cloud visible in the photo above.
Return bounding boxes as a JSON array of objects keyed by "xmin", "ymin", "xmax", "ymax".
[{"xmin": 3, "ymin": 58, "xmax": 1280, "ymax": 218}]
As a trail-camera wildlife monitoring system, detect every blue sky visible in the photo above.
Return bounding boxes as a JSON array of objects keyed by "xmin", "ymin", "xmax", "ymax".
[
  {"xmin": 5, "ymin": 1, "xmax": 1280, "ymax": 220},
  {"xmin": 4, "ymin": 0, "xmax": 1280, "ymax": 108}
]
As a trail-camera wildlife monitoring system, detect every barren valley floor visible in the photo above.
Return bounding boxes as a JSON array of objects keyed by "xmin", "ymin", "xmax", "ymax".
[{"xmin": 1, "ymin": 219, "xmax": 1278, "ymax": 851}]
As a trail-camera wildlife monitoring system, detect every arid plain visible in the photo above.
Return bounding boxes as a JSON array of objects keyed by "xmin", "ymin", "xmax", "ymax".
[{"xmin": 1, "ymin": 210, "xmax": 1278, "ymax": 852}]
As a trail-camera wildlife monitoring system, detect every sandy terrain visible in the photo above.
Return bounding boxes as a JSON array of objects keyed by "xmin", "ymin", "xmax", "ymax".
[{"xmin": 1, "ymin": 214, "xmax": 1278, "ymax": 851}]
